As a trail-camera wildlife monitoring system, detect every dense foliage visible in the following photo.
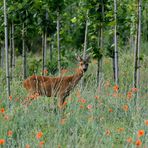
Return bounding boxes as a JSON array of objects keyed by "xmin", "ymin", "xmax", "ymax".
[{"xmin": 0, "ymin": 0, "xmax": 147, "ymax": 55}]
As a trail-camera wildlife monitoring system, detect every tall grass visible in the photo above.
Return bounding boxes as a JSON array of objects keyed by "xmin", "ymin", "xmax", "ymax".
[{"xmin": 0, "ymin": 52, "xmax": 148, "ymax": 147}]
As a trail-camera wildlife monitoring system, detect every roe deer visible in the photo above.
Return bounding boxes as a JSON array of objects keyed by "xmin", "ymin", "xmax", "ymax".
[{"xmin": 23, "ymin": 56, "xmax": 90, "ymax": 108}]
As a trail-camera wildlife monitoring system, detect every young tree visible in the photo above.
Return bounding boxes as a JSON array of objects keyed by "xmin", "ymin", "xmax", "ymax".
[
  {"xmin": 114, "ymin": 0, "xmax": 119, "ymax": 85},
  {"xmin": 42, "ymin": 11, "xmax": 48, "ymax": 76},
  {"xmin": 81, "ymin": 9, "xmax": 89, "ymax": 89},
  {"xmin": 12, "ymin": 22, "xmax": 15, "ymax": 70},
  {"xmin": 57, "ymin": 9, "xmax": 61, "ymax": 74},
  {"xmin": 4, "ymin": 0, "xmax": 11, "ymax": 98},
  {"xmin": 51, "ymin": 0, "xmax": 65, "ymax": 75},
  {"xmin": 133, "ymin": 0, "xmax": 142, "ymax": 99},
  {"xmin": 22, "ymin": 22, "xmax": 27, "ymax": 79},
  {"xmin": 97, "ymin": 0, "xmax": 104, "ymax": 88},
  {"xmin": 83, "ymin": 10, "xmax": 89, "ymax": 59},
  {"xmin": 9, "ymin": 22, "xmax": 15, "ymax": 79}
]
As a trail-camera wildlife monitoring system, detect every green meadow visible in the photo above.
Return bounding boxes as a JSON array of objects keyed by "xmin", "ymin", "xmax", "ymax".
[{"xmin": 0, "ymin": 50, "xmax": 148, "ymax": 148}]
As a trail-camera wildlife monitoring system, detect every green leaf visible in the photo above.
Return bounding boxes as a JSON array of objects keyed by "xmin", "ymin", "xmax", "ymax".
[
  {"xmin": 71, "ymin": 17, "xmax": 77, "ymax": 23},
  {"xmin": 108, "ymin": 21, "xmax": 116, "ymax": 27},
  {"xmin": 18, "ymin": 3, "xmax": 23, "ymax": 9}
]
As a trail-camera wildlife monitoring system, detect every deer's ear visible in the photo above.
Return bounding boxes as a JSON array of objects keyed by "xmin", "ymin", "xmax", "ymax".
[
  {"xmin": 85, "ymin": 55, "xmax": 90, "ymax": 62},
  {"xmin": 77, "ymin": 55, "xmax": 83, "ymax": 61}
]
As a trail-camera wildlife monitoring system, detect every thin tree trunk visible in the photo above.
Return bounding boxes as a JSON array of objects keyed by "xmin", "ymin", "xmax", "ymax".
[
  {"xmin": 57, "ymin": 10, "xmax": 61, "ymax": 75},
  {"xmin": 11, "ymin": 22, "xmax": 15, "ymax": 79},
  {"xmin": 97, "ymin": 0, "xmax": 104, "ymax": 89},
  {"xmin": 97, "ymin": 27, "xmax": 103, "ymax": 87},
  {"xmin": 81, "ymin": 10, "xmax": 89, "ymax": 90},
  {"xmin": 42, "ymin": 30, "xmax": 47, "ymax": 76},
  {"xmin": 22, "ymin": 22, "xmax": 27, "ymax": 79},
  {"xmin": 112, "ymin": 54, "xmax": 115, "ymax": 81},
  {"xmin": 12, "ymin": 22, "xmax": 15, "ymax": 69},
  {"xmin": 49, "ymin": 40, "xmax": 53, "ymax": 63},
  {"xmin": 42, "ymin": 12, "xmax": 48, "ymax": 76},
  {"xmin": 9, "ymin": 24, "xmax": 12, "ymax": 69},
  {"xmin": 133, "ymin": 0, "xmax": 142, "ymax": 99},
  {"xmin": 136, "ymin": 0, "xmax": 142, "ymax": 93},
  {"xmin": 9, "ymin": 23, "xmax": 13, "ymax": 80},
  {"xmin": 42, "ymin": 33, "xmax": 44, "ymax": 74},
  {"xmin": 114, "ymin": 0, "xmax": 119, "ymax": 85},
  {"xmin": 83, "ymin": 10, "xmax": 88, "ymax": 59},
  {"xmin": 4, "ymin": 0, "xmax": 11, "ymax": 98}
]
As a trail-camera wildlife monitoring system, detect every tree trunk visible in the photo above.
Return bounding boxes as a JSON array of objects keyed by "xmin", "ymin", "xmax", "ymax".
[
  {"xmin": 114, "ymin": 0, "xmax": 119, "ymax": 85},
  {"xmin": 42, "ymin": 33, "xmax": 44, "ymax": 74},
  {"xmin": 57, "ymin": 10, "xmax": 61, "ymax": 75},
  {"xmin": 97, "ymin": 0, "xmax": 104, "ymax": 89},
  {"xmin": 83, "ymin": 10, "xmax": 89, "ymax": 59},
  {"xmin": 112, "ymin": 54, "xmax": 115, "ymax": 81},
  {"xmin": 42, "ymin": 12, "xmax": 48, "ymax": 76},
  {"xmin": 12, "ymin": 22, "xmax": 15, "ymax": 69},
  {"xmin": 49, "ymin": 39, "xmax": 53, "ymax": 63},
  {"xmin": 22, "ymin": 22, "xmax": 27, "ymax": 79},
  {"xmin": 9, "ymin": 23, "xmax": 13, "ymax": 79},
  {"xmin": 4, "ymin": 0, "xmax": 11, "ymax": 98},
  {"xmin": 133, "ymin": 0, "xmax": 142, "ymax": 99},
  {"xmin": 11, "ymin": 22, "xmax": 15, "ymax": 79},
  {"xmin": 97, "ymin": 26, "xmax": 103, "ymax": 88},
  {"xmin": 9, "ymin": 24, "xmax": 12, "ymax": 69},
  {"xmin": 42, "ymin": 30, "xmax": 47, "ymax": 76},
  {"xmin": 81, "ymin": 10, "xmax": 89, "ymax": 90}
]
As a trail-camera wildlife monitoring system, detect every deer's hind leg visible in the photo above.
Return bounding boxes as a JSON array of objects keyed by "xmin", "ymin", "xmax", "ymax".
[{"xmin": 22, "ymin": 91, "xmax": 40, "ymax": 107}]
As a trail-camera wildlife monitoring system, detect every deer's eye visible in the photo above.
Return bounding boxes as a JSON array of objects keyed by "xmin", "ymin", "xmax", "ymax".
[{"xmin": 80, "ymin": 62, "xmax": 83, "ymax": 65}]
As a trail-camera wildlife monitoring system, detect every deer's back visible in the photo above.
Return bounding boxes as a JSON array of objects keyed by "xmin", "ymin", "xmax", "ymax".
[
  {"xmin": 23, "ymin": 74, "xmax": 80, "ymax": 97},
  {"xmin": 23, "ymin": 75, "xmax": 51, "ymax": 94},
  {"xmin": 43, "ymin": 75, "xmax": 76, "ymax": 97}
]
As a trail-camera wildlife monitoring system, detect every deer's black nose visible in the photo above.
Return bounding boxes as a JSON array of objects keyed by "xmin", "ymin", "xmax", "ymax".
[{"xmin": 83, "ymin": 68, "xmax": 87, "ymax": 72}]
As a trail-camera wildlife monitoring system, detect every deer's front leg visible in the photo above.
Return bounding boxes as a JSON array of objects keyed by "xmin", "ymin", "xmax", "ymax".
[
  {"xmin": 58, "ymin": 91, "xmax": 70, "ymax": 110},
  {"xmin": 57, "ymin": 93, "xmax": 66, "ymax": 109}
]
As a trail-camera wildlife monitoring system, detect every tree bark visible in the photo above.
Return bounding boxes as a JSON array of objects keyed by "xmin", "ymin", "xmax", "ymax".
[
  {"xmin": 57, "ymin": 10, "xmax": 61, "ymax": 75},
  {"xmin": 49, "ymin": 39, "xmax": 53, "ymax": 64},
  {"xmin": 81, "ymin": 10, "xmax": 89, "ymax": 90},
  {"xmin": 97, "ymin": 0, "xmax": 104, "ymax": 89},
  {"xmin": 133, "ymin": 0, "xmax": 142, "ymax": 99},
  {"xmin": 9, "ymin": 24, "xmax": 12, "ymax": 69},
  {"xmin": 9, "ymin": 23, "xmax": 13, "ymax": 79},
  {"xmin": 10, "ymin": 22, "xmax": 15, "ymax": 79},
  {"xmin": 42, "ymin": 30, "xmax": 47, "ymax": 76},
  {"xmin": 42, "ymin": 12, "xmax": 48, "ymax": 76},
  {"xmin": 97, "ymin": 26, "xmax": 103, "ymax": 87},
  {"xmin": 4, "ymin": 0, "xmax": 11, "ymax": 98},
  {"xmin": 22, "ymin": 22, "xmax": 27, "ymax": 79},
  {"xmin": 12, "ymin": 22, "xmax": 15, "ymax": 69},
  {"xmin": 83, "ymin": 10, "xmax": 88, "ymax": 59},
  {"xmin": 114, "ymin": 0, "xmax": 119, "ymax": 85}
]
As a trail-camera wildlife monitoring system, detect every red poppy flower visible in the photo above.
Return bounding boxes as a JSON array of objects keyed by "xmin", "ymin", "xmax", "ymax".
[{"xmin": 36, "ymin": 132, "xmax": 43, "ymax": 139}]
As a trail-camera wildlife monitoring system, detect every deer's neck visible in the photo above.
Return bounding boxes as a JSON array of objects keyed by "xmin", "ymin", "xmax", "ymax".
[{"xmin": 72, "ymin": 68, "xmax": 84, "ymax": 85}]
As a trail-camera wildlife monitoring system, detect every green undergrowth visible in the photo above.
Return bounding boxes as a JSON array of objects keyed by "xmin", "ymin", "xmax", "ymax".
[{"xmin": 0, "ymin": 52, "xmax": 148, "ymax": 147}]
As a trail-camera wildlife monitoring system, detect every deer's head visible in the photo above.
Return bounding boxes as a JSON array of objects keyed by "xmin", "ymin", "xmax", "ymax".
[{"xmin": 77, "ymin": 56, "xmax": 90, "ymax": 72}]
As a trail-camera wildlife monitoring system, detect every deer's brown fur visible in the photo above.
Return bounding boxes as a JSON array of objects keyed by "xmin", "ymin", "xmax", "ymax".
[{"xmin": 23, "ymin": 56, "xmax": 89, "ymax": 108}]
